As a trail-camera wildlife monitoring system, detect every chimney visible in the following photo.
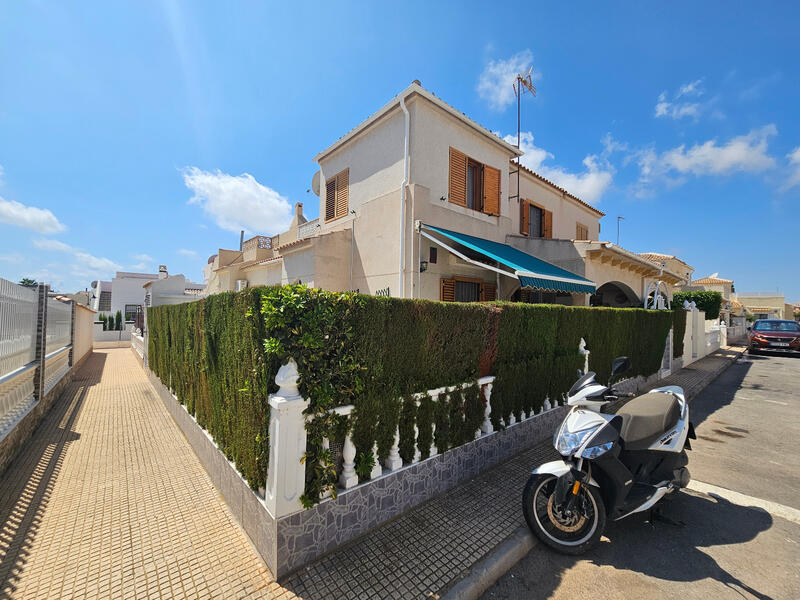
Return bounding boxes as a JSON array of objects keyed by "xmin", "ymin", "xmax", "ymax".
[
  {"xmin": 158, "ymin": 265, "xmax": 168, "ymax": 279},
  {"xmin": 295, "ymin": 202, "xmax": 303, "ymax": 219}
]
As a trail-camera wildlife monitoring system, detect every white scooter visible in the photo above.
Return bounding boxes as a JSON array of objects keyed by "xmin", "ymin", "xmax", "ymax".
[{"xmin": 523, "ymin": 356, "xmax": 695, "ymax": 554}]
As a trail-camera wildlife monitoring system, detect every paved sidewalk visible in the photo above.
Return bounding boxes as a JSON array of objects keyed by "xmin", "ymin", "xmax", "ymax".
[
  {"xmin": 643, "ymin": 346, "xmax": 746, "ymax": 400},
  {"xmin": 0, "ymin": 349, "xmax": 278, "ymax": 600}
]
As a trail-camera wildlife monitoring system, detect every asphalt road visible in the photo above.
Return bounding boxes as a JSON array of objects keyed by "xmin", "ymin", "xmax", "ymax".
[{"xmin": 481, "ymin": 352, "xmax": 800, "ymax": 600}]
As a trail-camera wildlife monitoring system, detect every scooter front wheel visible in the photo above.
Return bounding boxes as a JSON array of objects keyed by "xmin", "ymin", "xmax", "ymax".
[{"xmin": 522, "ymin": 473, "xmax": 606, "ymax": 555}]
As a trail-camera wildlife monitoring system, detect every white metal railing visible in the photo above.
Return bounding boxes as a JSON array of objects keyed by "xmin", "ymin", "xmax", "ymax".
[
  {"xmin": 0, "ymin": 278, "xmax": 38, "ymax": 378},
  {"xmin": 46, "ymin": 297, "xmax": 72, "ymax": 355}
]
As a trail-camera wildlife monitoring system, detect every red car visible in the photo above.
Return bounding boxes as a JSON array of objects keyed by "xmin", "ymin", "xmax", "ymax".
[{"xmin": 748, "ymin": 319, "xmax": 800, "ymax": 354}]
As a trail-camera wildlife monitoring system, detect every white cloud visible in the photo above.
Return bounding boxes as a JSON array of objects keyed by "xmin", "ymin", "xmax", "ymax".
[
  {"xmin": 782, "ymin": 146, "xmax": 800, "ymax": 191},
  {"xmin": 130, "ymin": 262, "xmax": 150, "ymax": 271},
  {"xmin": 654, "ymin": 79, "xmax": 706, "ymax": 120},
  {"xmin": 477, "ymin": 49, "xmax": 535, "ymax": 111},
  {"xmin": 504, "ymin": 131, "xmax": 615, "ymax": 204},
  {"xmin": 0, "ymin": 252, "xmax": 23, "ymax": 263},
  {"xmin": 178, "ymin": 248, "xmax": 197, "ymax": 257},
  {"xmin": 631, "ymin": 125, "xmax": 777, "ymax": 196},
  {"xmin": 183, "ymin": 167, "xmax": 293, "ymax": 235},
  {"xmin": 133, "ymin": 253, "xmax": 154, "ymax": 262},
  {"xmin": 660, "ymin": 124, "xmax": 776, "ymax": 175},
  {"xmin": 33, "ymin": 238, "xmax": 122, "ymax": 279},
  {"xmin": 0, "ymin": 196, "xmax": 66, "ymax": 234}
]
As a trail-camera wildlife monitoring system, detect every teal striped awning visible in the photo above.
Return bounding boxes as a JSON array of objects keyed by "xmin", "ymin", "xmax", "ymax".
[{"xmin": 423, "ymin": 225, "xmax": 596, "ymax": 295}]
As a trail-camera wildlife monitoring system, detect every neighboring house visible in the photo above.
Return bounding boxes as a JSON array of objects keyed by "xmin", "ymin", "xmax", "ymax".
[
  {"xmin": 733, "ymin": 292, "xmax": 787, "ymax": 320},
  {"xmin": 143, "ymin": 274, "xmax": 206, "ymax": 307},
  {"xmin": 205, "ymin": 81, "xmax": 686, "ymax": 305},
  {"xmin": 683, "ymin": 273, "xmax": 736, "ymax": 324},
  {"xmin": 90, "ymin": 265, "xmax": 200, "ymax": 320},
  {"xmin": 64, "ymin": 290, "xmax": 91, "ymax": 306}
]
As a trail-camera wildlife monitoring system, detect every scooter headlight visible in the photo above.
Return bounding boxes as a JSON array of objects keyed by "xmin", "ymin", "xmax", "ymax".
[
  {"xmin": 581, "ymin": 441, "xmax": 613, "ymax": 459},
  {"xmin": 555, "ymin": 425, "xmax": 599, "ymax": 456}
]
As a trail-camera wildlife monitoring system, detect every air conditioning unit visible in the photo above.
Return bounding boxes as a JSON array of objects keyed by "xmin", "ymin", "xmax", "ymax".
[{"xmin": 235, "ymin": 279, "xmax": 248, "ymax": 292}]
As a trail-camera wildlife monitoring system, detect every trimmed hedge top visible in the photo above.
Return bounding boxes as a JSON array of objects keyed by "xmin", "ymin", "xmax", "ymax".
[
  {"xmin": 673, "ymin": 290, "xmax": 723, "ymax": 320},
  {"xmin": 147, "ymin": 286, "xmax": 674, "ymax": 503}
]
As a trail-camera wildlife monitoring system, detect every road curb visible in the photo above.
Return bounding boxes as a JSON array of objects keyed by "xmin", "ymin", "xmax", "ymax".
[
  {"xmin": 441, "ymin": 526, "xmax": 535, "ymax": 600},
  {"xmin": 442, "ymin": 346, "xmax": 746, "ymax": 600}
]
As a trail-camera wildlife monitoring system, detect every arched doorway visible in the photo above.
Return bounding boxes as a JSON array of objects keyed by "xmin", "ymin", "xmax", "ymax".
[{"xmin": 591, "ymin": 281, "xmax": 640, "ymax": 308}]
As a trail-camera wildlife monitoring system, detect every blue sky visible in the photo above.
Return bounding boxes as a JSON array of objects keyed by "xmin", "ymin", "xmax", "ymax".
[{"xmin": 1, "ymin": 2, "xmax": 799, "ymax": 302}]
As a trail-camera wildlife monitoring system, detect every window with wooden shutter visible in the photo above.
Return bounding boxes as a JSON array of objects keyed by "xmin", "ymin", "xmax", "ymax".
[
  {"xmin": 325, "ymin": 168, "xmax": 349, "ymax": 222},
  {"xmin": 449, "ymin": 148, "xmax": 467, "ymax": 207},
  {"xmin": 481, "ymin": 282, "xmax": 497, "ymax": 301},
  {"xmin": 440, "ymin": 278, "xmax": 456, "ymax": 302},
  {"xmin": 576, "ymin": 223, "xmax": 589, "ymax": 240},
  {"xmin": 543, "ymin": 209, "xmax": 553, "ymax": 239},
  {"xmin": 449, "ymin": 147, "xmax": 501, "ymax": 217},
  {"xmin": 484, "ymin": 165, "xmax": 500, "ymax": 216}
]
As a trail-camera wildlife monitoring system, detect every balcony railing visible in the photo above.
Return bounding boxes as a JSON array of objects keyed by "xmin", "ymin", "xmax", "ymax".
[{"xmin": 242, "ymin": 235, "xmax": 273, "ymax": 252}]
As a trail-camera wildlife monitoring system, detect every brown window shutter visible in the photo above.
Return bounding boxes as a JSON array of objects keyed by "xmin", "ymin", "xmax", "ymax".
[
  {"xmin": 325, "ymin": 178, "xmax": 336, "ymax": 221},
  {"xmin": 481, "ymin": 282, "xmax": 497, "ymax": 302},
  {"xmin": 483, "ymin": 165, "xmax": 501, "ymax": 216},
  {"xmin": 543, "ymin": 210, "xmax": 553, "ymax": 239},
  {"xmin": 335, "ymin": 169, "xmax": 349, "ymax": 219},
  {"xmin": 440, "ymin": 278, "xmax": 456, "ymax": 302},
  {"xmin": 520, "ymin": 200, "xmax": 530, "ymax": 235},
  {"xmin": 448, "ymin": 148, "xmax": 467, "ymax": 207}
]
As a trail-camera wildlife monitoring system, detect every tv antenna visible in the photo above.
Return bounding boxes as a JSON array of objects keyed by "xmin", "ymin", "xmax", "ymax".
[{"xmin": 509, "ymin": 66, "xmax": 536, "ymax": 204}]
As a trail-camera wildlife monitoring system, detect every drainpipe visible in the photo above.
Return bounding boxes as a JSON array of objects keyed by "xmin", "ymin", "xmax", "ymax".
[{"xmin": 399, "ymin": 89, "xmax": 412, "ymax": 298}]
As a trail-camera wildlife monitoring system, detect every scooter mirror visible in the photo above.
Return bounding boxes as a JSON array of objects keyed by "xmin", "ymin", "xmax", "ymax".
[{"xmin": 611, "ymin": 356, "xmax": 630, "ymax": 377}]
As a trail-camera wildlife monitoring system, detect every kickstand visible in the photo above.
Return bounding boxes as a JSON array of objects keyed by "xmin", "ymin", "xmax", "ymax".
[{"xmin": 647, "ymin": 505, "xmax": 685, "ymax": 527}]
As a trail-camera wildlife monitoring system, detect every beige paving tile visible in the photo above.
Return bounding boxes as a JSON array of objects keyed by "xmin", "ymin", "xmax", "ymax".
[{"xmin": 0, "ymin": 349, "xmax": 286, "ymax": 599}]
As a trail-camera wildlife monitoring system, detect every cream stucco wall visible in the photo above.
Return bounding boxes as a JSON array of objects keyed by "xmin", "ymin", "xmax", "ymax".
[
  {"xmin": 511, "ymin": 172, "xmax": 602, "ymax": 241},
  {"xmin": 74, "ymin": 304, "xmax": 95, "ymax": 363},
  {"xmin": 318, "ymin": 106, "xmax": 406, "ymax": 237}
]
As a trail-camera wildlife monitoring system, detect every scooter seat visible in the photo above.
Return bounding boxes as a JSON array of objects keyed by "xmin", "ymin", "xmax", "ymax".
[{"xmin": 615, "ymin": 392, "xmax": 681, "ymax": 451}]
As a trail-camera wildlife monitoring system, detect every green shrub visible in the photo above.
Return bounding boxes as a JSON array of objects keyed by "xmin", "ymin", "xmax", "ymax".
[
  {"xmin": 115, "ymin": 310, "xmax": 123, "ymax": 331},
  {"xmin": 147, "ymin": 286, "xmax": 674, "ymax": 506},
  {"xmin": 672, "ymin": 309, "xmax": 687, "ymax": 358},
  {"xmin": 107, "ymin": 313, "xmax": 115, "ymax": 331},
  {"xmin": 673, "ymin": 291, "xmax": 722, "ymax": 320}
]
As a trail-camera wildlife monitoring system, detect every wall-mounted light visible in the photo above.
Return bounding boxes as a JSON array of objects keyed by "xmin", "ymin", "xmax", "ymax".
[
  {"xmin": 439, "ymin": 196, "xmax": 447, "ymax": 202},
  {"xmin": 420, "ymin": 260, "xmax": 428, "ymax": 273}
]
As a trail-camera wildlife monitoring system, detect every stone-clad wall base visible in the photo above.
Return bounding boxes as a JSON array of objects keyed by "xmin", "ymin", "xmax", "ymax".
[
  {"xmin": 145, "ymin": 367, "xmax": 278, "ymax": 575},
  {"xmin": 0, "ymin": 350, "xmax": 90, "ymax": 476},
  {"xmin": 275, "ymin": 406, "xmax": 568, "ymax": 577},
  {"xmin": 145, "ymin": 355, "xmax": 568, "ymax": 580}
]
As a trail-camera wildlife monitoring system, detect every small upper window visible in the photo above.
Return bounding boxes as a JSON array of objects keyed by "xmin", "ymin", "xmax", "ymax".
[
  {"xmin": 449, "ymin": 148, "xmax": 500, "ymax": 216},
  {"xmin": 576, "ymin": 223, "xmax": 589, "ymax": 240},
  {"xmin": 325, "ymin": 169, "xmax": 349, "ymax": 222}
]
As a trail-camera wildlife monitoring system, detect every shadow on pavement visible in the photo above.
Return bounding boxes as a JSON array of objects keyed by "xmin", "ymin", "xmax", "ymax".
[
  {"xmin": 0, "ymin": 351, "xmax": 106, "ymax": 600},
  {"xmin": 690, "ymin": 358, "xmax": 752, "ymax": 428},
  {"xmin": 485, "ymin": 489, "xmax": 776, "ymax": 600},
  {"xmin": 590, "ymin": 491, "xmax": 775, "ymax": 600}
]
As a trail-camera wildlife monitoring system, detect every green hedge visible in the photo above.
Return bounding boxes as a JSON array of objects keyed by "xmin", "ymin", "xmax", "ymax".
[
  {"xmin": 148, "ymin": 285, "xmax": 673, "ymax": 505},
  {"xmin": 673, "ymin": 290, "xmax": 722, "ymax": 320},
  {"xmin": 672, "ymin": 309, "xmax": 687, "ymax": 358}
]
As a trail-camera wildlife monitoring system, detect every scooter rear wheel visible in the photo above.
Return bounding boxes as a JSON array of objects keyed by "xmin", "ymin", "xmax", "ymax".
[{"xmin": 522, "ymin": 473, "xmax": 606, "ymax": 555}]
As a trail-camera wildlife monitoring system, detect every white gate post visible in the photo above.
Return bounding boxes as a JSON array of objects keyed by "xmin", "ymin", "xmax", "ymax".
[{"xmin": 264, "ymin": 359, "xmax": 309, "ymax": 518}]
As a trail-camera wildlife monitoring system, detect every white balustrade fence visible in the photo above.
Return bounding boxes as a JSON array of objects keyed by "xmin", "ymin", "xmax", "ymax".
[{"xmin": 0, "ymin": 278, "xmax": 38, "ymax": 377}]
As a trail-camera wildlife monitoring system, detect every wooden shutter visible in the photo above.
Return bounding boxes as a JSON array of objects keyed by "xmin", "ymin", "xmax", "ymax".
[
  {"xmin": 520, "ymin": 200, "xmax": 530, "ymax": 235},
  {"xmin": 483, "ymin": 165, "xmax": 501, "ymax": 216},
  {"xmin": 335, "ymin": 169, "xmax": 349, "ymax": 219},
  {"xmin": 440, "ymin": 278, "xmax": 455, "ymax": 302},
  {"xmin": 576, "ymin": 223, "xmax": 588, "ymax": 240},
  {"xmin": 481, "ymin": 282, "xmax": 497, "ymax": 302},
  {"xmin": 325, "ymin": 178, "xmax": 336, "ymax": 221},
  {"xmin": 543, "ymin": 210, "xmax": 553, "ymax": 239},
  {"xmin": 448, "ymin": 148, "xmax": 467, "ymax": 207}
]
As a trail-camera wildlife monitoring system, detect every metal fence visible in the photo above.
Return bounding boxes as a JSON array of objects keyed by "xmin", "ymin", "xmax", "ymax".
[
  {"xmin": 0, "ymin": 278, "xmax": 38, "ymax": 377},
  {"xmin": 1, "ymin": 278, "xmax": 75, "ymax": 441}
]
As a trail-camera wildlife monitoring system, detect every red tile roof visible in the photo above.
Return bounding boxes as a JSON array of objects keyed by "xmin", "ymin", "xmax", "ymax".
[{"xmin": 516, "ymin": 162, "xmax": 605, "ymax": 217}]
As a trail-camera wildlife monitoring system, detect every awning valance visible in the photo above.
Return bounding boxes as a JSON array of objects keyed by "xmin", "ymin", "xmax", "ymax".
[{"xmin": 422, "ymin": 224, "xmax": 596, "ymax": 295}]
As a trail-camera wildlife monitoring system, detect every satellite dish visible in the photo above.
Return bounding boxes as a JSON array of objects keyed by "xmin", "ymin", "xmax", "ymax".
[{"xmin": 311, "ymin": 171, "xmax": 320, "ymax": 196}]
